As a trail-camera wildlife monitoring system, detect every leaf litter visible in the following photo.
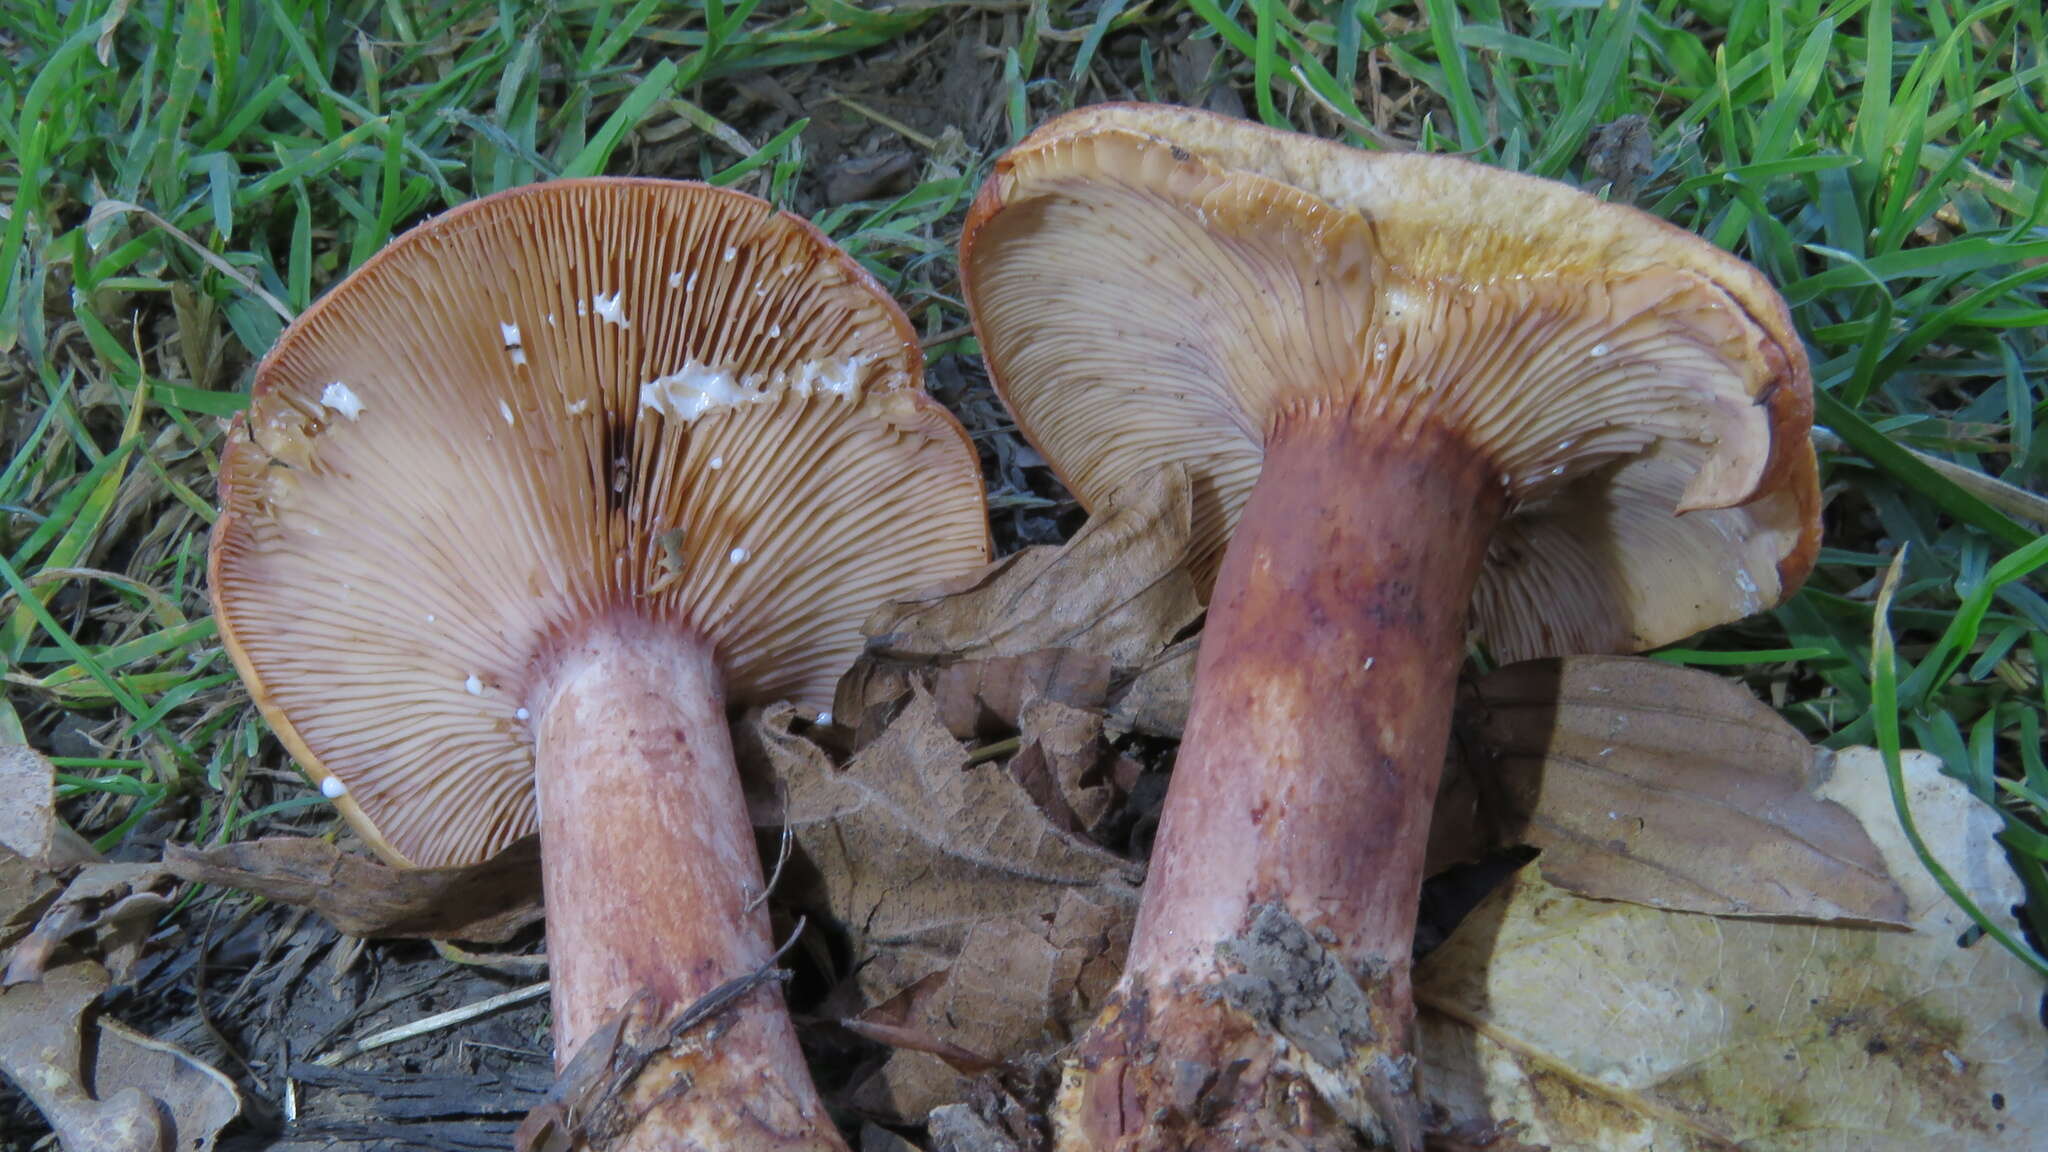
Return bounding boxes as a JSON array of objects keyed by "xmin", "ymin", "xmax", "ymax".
[
  {"xmin": 1416, "ymin": 747, "xmax": 2045, "ymax": 1151},
  {"xmin": 14, "ymin": 445, "xmax": 2017, "ymax": 1152},
  {"xmin": 0, "ymin": 746, "xmax": 241, "ymax": 1151}
]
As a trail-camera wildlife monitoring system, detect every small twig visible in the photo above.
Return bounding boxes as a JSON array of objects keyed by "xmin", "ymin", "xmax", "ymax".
[
  {"xmin": 313, "ymin": 980, "xmax": 552, "ymax": 1067},
  {"xmin": 88, "ymin": 200, "xmax": 295, "ymax": 321},
  {"xmin": 919, "ymin": 322, "xmax": 974, "ymax": 350},
  {"xmin": 745, "ymin": 794, "xmax": 795, "ymax": 916},
  {"xmin": 839, "ymin": 1016, "xmax": 1002, "ymax": 1075},
  {"xmin": 826, "ymin": 92, "xmax": 938, "ymax": 150},
  {"xmin": 964, "ymin": 736, "xmax": 1022, "ymax": 766},
  {"xmin": 433, "ymin": 938, "xmax": 550, "ymax": 975}
]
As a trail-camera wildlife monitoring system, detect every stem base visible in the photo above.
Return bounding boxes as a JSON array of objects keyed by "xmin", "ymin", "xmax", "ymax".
[{"xmin": 1059, "ymin": 411, "xmax": 1504, "ymax": 1150}]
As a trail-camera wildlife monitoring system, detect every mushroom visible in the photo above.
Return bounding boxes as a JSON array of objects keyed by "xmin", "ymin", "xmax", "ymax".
[
  {"xmin": 211, "ymin": 179, "xmax": 990, "ymax": 1149},
  {"xmin": 960, "ymin": 105, "xmax": 1820, "ymax": 1149}
]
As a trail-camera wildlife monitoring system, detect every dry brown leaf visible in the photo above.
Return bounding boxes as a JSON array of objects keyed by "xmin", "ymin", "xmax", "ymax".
[
  {"xmin": 3, "ymin": 861, "xmax": 178, "ymax": 985},
  {"xmin": 1465, "ymin": 657, "xmax": 1908, "ymax": 924},
  {"xmin": 1106, "ymin": 636, "xmax": 1197, "ymax": 739},
  {"xmin": 837, "ymin": 464, "xmax": 1202, "ymax": 735},
  {"xmin": 1417, "ymin": 748, "xmax": 2046, "ymax": 1151},
  {"xmin": 1, "ymin": 746, "xmax": 96, "ymax": 956},
  {"xmin": 763, "ymin": 688, "xmax": 1139, "ymax": 960},
  {"xmin": 746, "ymin": 693, "xmax": 1139, "ymax": 1122},
  {"xmin": 1008, "ymin": 697, "xmax": 1125, "ymax": 840},
  {"xmin": 0, "ymin": 958, "xmax": 240, "ymax": 1151},
  {"xmin": 164, "ymin": 834, "xmax": 543, "ymax": 943},
  {"xmin": 1, "ymin": 743, "xmax": 59, "ymax": 860},
  {"xmin": 848, "ymin": 885, "xmax": 1132, "ymax": 1120},
  {"xmin": 932, "ymin": 648, "xmax": 1114, "ymax": 742}
]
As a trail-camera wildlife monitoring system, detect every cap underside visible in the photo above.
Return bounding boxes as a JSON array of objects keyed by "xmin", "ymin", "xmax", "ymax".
[
  {"xmin": 964, "ymin": 108, "xmax": 1817, "ymax": 662},
  {"xmin": 212, "ymin": 180, "xmax": 989, "ymax": 866}
]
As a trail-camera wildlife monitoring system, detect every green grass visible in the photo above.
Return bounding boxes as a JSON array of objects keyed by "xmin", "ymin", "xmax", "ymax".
[{"xmin": 2, "ymin": 0, "xmax": 2043, "ymax": 974}]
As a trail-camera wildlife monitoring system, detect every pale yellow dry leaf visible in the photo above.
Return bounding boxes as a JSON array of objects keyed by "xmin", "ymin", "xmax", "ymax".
[
  {"xmin": 1417, "ymin": 747, "xmax": 2044, "ymax": 1151},
  {"xmin": 1468, "ymin": 657, "xmax": 1908, "ymax": 925}
]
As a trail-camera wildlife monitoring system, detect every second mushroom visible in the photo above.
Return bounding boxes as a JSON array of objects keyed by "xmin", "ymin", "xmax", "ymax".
[
  {"xmin": 211, "ymin": 180, "xmax": 990, "ymax": 1149},
  {"xmin": 962, "ymin": 105, "xmax": 1821, "ymax": 1150}
]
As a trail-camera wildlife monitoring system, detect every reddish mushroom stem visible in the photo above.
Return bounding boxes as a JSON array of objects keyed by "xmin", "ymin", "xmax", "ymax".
[
  {"xmin": 534, "ymin": 619, "xmax": 844, "ymax": 1151},
  {"xmin": 1061, "ymin": 408, "xmax": 1503, "ymax": 1151}
]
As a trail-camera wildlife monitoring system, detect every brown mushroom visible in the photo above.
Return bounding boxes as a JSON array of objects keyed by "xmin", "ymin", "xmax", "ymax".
[
  {"xmin": 961, "ymin": 105, "xmax": 1820, "ymax": 1149},
  {"xmin": 211, "ymin": 179, "xmax": 990, "ymax": 1149}
]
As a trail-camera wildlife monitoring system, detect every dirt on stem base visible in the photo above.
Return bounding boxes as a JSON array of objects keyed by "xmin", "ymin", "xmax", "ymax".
[{"xmin": 1058, "ymin": 903, "xmax": 1421, "ymax": 1152}]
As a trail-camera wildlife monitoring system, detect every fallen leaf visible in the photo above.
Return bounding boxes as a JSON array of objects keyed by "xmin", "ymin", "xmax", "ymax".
[
  {"xmin": 4, "ymin": 861, "xmax": 178, "ymax": 985},
  {"xmin": 0, "ymin": 958, "xmax": 240, "ymax": 1152},
  {"xmin": 744, "ymin": 692, "xmax": 1139, "ymax": 1122},
  {"xmin": 1417, "ymin": 748, "xmax": 2047, "ymax": 1151},
  {"xmin": 1464, "ymin": 657, "xmax": 1908, "ymax": 924},
  {"xmin": 1007, "ymin": 697, "xmax": 1126, "ymax": 841},
  {"xmin": 1105, "ymin": 636, "xmax": 1197, "ymax": 739},
  {"xmin": 164, "ymin": 834, "xmax": 543, "ymax": 943},
  {"xmin": 763, "ymin": 689, "xmax": 1139, "ymax": 961},
  {"xmin": 837, "ymin": 464, "xmax": 1202, "ymax": 737},
  {"xmin": 1, "ymin": 743, "xmax": 59, "ymax": 860},
  {"xmin": 1, "ymin": 746, "xmax": 96, "ymax": 955},
  {"xmin": 848, "ymin": 885, "xmax": 1132, "ymax": 1119},
  {"xmin": 932, "ymin": 648, "xmax": 1113, "ymax": 742}
]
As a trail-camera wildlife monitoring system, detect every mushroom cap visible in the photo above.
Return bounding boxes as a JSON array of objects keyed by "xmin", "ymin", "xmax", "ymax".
[
  {"xmin": 212, "ymin": 179, "xmax": 990, "ymax": 867},
  {"xmin": 962, "ymin": 104, "xmax": 1819, "ymax": 662}
]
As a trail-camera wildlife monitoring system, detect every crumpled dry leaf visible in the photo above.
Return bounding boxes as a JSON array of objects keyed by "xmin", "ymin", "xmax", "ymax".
[
  {"xmin": 1105, "ymin": 636, "xmax": 1197, "ymax": 739},
  {"xmin": 164, "ymin": 833, "xmax": 543, "ymax": 943},
  {"xmin": 0, "ymin": 747, "xmax": 241, "ymax": 1148},
  {"xmin": 847, "ymin": 885, "xmax": 1130, "ymax": 1120},
  {"xmin": 2, "ymin": 743, "xmax": 62, "ymax": 860},
  {"xmin": 1, "ymin": 746, "xmax": 98, "ymax": 954},
  {"xmin": 3, "ymin": 860, "xmax": 179, "ymax": 985},
  {"xmin": 0, "ymin": 958, "xmax": 240, "ymax": 1152},
  {"xmin": 1417, "ymin": 748, "xmax": 2046, "ymax": 1151},
  {"xmin": 2, "ymin": 748, "xmax": 178, "ymax": 988},
  {"xmin": 762, "ymin": 689, "xmax": 1140, "ymax": 960},
  {"xmin": 744, "ymin": 692, "xmax": 1139, "ymax": 1122},
  {"xmin": 1007, "ymin": 697, "xmax": 1132, "ymax": 841},
  {"xmin": 930, "ymin": 647, "xmax": 1114, "ymax": 743},
  {"xmin": 836, "ymin": 464, "xmax": 1202, "ymax": 739},
  {"xmin": 1463, "ymin": 657, "xmax": 1909, "ymax": 924}
]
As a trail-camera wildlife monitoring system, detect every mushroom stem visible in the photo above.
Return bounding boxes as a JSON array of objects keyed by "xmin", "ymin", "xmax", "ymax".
[
  {"xmin": 1059, "ymin": 409, "xmax": 1503, "ymax": 1151},
  {"xmin": 535, "ymin": 620, "xmax": 845, "ymax": 1151}
]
